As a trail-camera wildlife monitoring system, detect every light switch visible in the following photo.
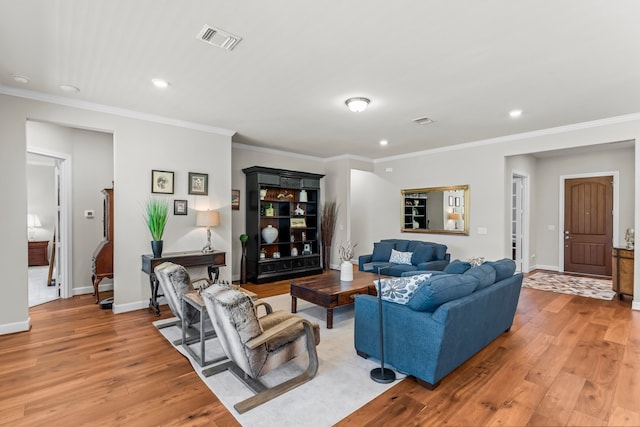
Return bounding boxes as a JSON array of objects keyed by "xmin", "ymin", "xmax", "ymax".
[
  {"xmin": 477, "ymin": 227, "xmax": 488, "ymax": 235},
  {"xmin": 547, "ymin": 225, "xmax": 555, "ymax": 231},
  {"xmin": 85, "ymin": 210, "xmax": 95, "ymax": 219}
]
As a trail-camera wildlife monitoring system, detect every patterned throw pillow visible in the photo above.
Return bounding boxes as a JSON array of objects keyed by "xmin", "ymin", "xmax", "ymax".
[
  {"xmin": 389, "ymin": 249, "xmax": 413, "ymax": 265},
  {"xmin": 467, "ymin": 256, "xmax": 485, "ymax": 267},
  {"xmin": 377, "ymin": 273, "xmax": 432, "ymax": 305}
]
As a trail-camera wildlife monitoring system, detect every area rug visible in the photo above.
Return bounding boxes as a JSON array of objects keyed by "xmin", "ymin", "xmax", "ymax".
[
  {"xmin": 522, "ymin": 272, "xmax": 615, "ymax": 300},
  {"xmin": 153, "ymin": 294, "xmax": 402, "ymax": 426}
]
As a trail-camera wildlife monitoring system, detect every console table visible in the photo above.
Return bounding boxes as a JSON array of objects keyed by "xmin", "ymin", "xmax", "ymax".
[
  {"xmin": 28, "ymin": 240, "xmax": 49, "ymax": 266},
  {"xmin": 612, "ymin": 247, "xmax": 634, "ymax": 299},
  {"xmin": 141, "ymin": 250, "xmax": 226, "ymax": 315}
]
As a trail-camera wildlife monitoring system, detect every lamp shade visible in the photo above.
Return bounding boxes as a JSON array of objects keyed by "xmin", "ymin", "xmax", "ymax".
[
  {"xmin": 449, "ymin": 213, "xmax": 461, "ymax": 220},
  {"xmin": 27, "ymin": 214, "xmax": 42, "ymax": 228},
  {"xmin": 196, "ymin": 210, "xmax": 220, "ymax": 227}
]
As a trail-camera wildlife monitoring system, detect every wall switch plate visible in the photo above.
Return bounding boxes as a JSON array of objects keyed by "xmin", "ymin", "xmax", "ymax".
[
  {"xmin": 547, "ymin": 225, "xmax": 556, "ymax": 231},
  {"xmin": 85, "ymin": 210, "xmax": 95, "ymax": 219},
  {"xmin": 477, "ymin": 227, "xmax": 488, "ymax": 235}
]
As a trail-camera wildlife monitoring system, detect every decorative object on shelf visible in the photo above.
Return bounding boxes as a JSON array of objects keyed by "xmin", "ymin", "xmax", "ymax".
[
  {"xmin": 625, "ymin": 228, "xmax": 635, "ymax": 249},
  {"xmin": 303, "ymin": 243, "xmax": 312, "ymax": 255},
  {"xmin": 339, "ymin": 241, "xmax": 358, "ymax": 281},
  {"xmin": 239, "ymin": 234, "xmax": 248, "ymax": 284},
  {"xmin": 151, "ymin": 170, "xmax": 174, "ymax": 194},
  {"xmin": 301, "ymin": 232, "xmax": 306, "ymax": 241},
  {"xmin": 261, "ymin": 224, "xmax": 278, "ymax": 243},
  {"xmin": 27, "ymin": 213, "xmax": 42, "ymax": 241},
  {"xmin": 294, "ymin": 204, "xmax": 305, "ymax": 216},
  {"xmin": 188, "ymin": 172, "xmax": 209, "ymax": 195},
  {"xmin": 196, "ymin": 210, "xmax": 220, "ymax": 253},
  {"xmin": 173, "ymin": 199, "xmax": 187, "ymax": 215},
  {"xmin": 321, "ymin": 201, "xmax": 338, "ymax": 270},
  {"xmin": 260, "ymin": 188, "xmax": 267, "ymax": 200},
  {"xmin": 145, "ymin": 197, "xmax": 170, "ymax": 258},
  {"xmin": 231, "ymin": 189, "xmax": 240, "ymax": 211},
  {"xmin": 290, "ymin": 217, "xmax": 307, "ymax": 228},
  {"xmin": 273, "ymin": 251, "xmax": 281, "ymax": 259},
  {"xmin": 291, "ymin": 247, "xmax": 298, "ymax": 256},
  {"xmin": 264, "ymin": 203, "xmax": 274, "ymax": 217},
  {"xmin": 299, "ymin": 190, "xmax": 308, "ymax": 202},
  {"xmin": 277, "ymin": 190, "xmax": 294, "ymax": 199},
  {"xmin": 260, "ymin": 248, "xmax": 266, "ymax": 259},
  {"xmin": 290, "ymin": 234, "xmax": 295, "ymax": 242}
]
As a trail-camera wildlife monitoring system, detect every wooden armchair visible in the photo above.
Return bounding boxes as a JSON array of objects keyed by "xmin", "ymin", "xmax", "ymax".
[{"xmin": 201, "ymin": 283, "xmax": 320, "ymax": 413}]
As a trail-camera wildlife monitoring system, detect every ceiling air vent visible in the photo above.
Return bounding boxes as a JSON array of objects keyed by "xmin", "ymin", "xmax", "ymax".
[
  {"xmin": 197, "ymin": 25, "xmax": 242, "ymax": 51},
  {"xmin": 412, "ymin": 116, "xmax": 435, "ymax": 125}
]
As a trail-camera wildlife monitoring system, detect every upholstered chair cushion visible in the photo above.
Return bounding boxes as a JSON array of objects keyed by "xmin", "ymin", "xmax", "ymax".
[{"xmin": 154, "ymin": 262, "xmax": 197, "ymax": 323}]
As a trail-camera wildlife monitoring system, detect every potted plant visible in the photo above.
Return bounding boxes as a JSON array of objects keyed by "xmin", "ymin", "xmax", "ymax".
[
  {"xmin": 320, "ymin": 201, "xmax": 338, "ymax": 270},
  {"xmin": 145, "ymin": 198, "xmax": 169, "ymax": 258}
]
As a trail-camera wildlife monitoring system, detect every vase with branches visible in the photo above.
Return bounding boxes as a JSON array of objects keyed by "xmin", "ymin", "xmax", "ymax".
[
  {"xmin": 320, "ymin": 201, "xmax": 337, "ymax": 270},
  {"xmin": 338, "ymin": 240, "xmax": 357, "ymax": 281}
]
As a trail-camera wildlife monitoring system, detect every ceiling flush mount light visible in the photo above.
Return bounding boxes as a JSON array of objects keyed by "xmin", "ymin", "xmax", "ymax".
[
  {"xmin": 12, "ymin": 75, "xmax": 29, "ymax": 84},
  {"xmin": 152, "ymin": 78, "xmax": 170, "ymax": 89},
  {"xmin": 345, "ymin": 97, "xmax": 370, "ymax": 113},
  {"xmin": 509, "ymin": 109, "xmax": 523, "ymax": 118},
  {"xmin": 379, "ymin": 139, "xmax": 388, "ymax": 146},
  {"xmin": 59, "ymin": 84, "xmax": 80, "ymax": 92}
]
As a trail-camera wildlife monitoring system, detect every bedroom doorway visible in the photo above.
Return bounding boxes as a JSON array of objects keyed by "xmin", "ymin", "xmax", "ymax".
[{"xmin": 511, "ymin": 173, "xmax": 528, "ymax": 273}]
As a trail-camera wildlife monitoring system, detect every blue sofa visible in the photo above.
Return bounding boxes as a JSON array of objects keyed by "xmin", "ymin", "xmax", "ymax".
[
  {"xmin": 354, "ymin": 258, "xmax": 522, "ymax": 389},
  {"xmin": 358, "ymin": 239, "xmax": 450, "ymax": 277}
]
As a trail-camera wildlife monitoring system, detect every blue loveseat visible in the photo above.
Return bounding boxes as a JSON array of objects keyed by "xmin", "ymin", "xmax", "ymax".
[
  {"xmin": 358, "ymin": 239, "xmax": 450, "ymax": 277},
  {"xmin": 354, "ymin": 258, "xmax": 522, "ymax": 389}
]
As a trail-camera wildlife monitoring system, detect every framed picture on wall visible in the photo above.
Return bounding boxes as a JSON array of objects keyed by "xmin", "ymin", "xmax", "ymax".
[
  {"xmin": 231, "ymin": 189, "xmax": 240, "ymax": 210},
  {"xmin": 151, "ymin": 170, "xmax": 174, "ymax": 194},
  {"xmin": 188, "ymin": 172, "xmax": 208, "ymax": 195},
  {"xmin": 174, "ymin": 199, "xmax": 187, "ymax": 215}
]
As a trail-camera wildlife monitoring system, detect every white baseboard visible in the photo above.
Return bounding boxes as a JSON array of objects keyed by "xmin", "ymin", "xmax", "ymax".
[
  {"xmin": 530, "ymin": 264, "xmax": 559, "ymax": 272},
  {"xmin": 632, "ymin": 300, "xmax": 640, "ymax": 311},
  {"xmin": 0, "ymin": 317, "xmax": 31, "ymax": 335},
  {"xmin": 112, "ymin": 296, "xmax": 167, "ymax": 314},
  {"xmin": 73, "ymin": 283, "xmax": 114, "ymax": 296}
]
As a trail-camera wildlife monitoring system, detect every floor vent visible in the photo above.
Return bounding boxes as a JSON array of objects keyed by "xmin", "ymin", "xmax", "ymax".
[{"xmin": 197, "ymin": 25, "xmax": 242, "ymax": 51}]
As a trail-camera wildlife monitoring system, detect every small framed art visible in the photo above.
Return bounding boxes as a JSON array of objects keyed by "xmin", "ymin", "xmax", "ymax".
[
  {"xmin": 151, "ymin": 170, "xmax": 174, "ymax": 194},
  {"xmin": 231, "ymin": 189, "xmax": 240, "ymax": 211},
  {"xmin": 174, "ymin": 199, "xmax": 188, "ymax": 215},
  {"xmin": 188, "ymin": 172, "xmax": 208, "ymax": 195}
]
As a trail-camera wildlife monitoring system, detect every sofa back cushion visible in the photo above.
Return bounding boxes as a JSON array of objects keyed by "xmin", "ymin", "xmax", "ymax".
[
  {"xmin": 463, "ymin": 264, "xmax": 496, "ymax": 290},
  {"xmin": 381, "ymin": 239, "xmax": 409, "ymax": 252},
  {"xmin": 407, "ymin": 274, "xmax": 478, "ymax": 312},
  {"xmin": 372, "ymin": 242, "xmax": 395, "ymax": 262},
  {"xmin": 443, "ymin": 259, "xmax": 472, "ymax": 274},
  {"xmin": 378, "ymin": 273, "xmax": 433, "ymax": 305},
  {"xmin": 484, "ymin": 258, "xmax": 516, "ymax": 282},
  {"xmin": 411, "ymin": 244, "xmax": 435, "ymax": 266}
]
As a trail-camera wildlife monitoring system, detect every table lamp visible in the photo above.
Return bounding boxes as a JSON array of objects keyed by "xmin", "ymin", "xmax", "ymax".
[
  {"xmin": 196, "ymin": 210, "xmax": 220, "ymax": 253},
  {"xmin": 27, "ymin": 213, "xmax": 42, "ymax": 241}
]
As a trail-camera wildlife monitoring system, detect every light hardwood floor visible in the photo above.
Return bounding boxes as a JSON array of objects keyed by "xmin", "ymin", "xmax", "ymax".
[{"xmin": 1, "ymin": 272, "xmax": 639, "ymax": 426}]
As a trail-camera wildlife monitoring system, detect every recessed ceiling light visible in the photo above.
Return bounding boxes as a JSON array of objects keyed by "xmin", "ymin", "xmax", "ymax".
[
  {"xmin": 12, "ymin": 75, "xmax": 29, "ymax": 84},
  {"xmin": 509, "ymin": 109, "xmax": 523, "ymax": 118},
  {"xmin": 60, "ymin": 84, "xmax": 80, "ymax": 92},
  {"xmin": 345, "ymin": 97, "xmax": 370, "ymax": 113},
  {"xmin": 152, "ymin": 78, "xmax": 170, "ymax": 89},
  {"xmin": 379, "ymin": 140, "xmax": 388, "ymax": 146}
]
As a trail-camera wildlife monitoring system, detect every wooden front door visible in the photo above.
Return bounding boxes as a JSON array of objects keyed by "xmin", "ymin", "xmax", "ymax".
[{"xmin": 564, "ymin": 176, "xmax": 613, "ymax": 276}]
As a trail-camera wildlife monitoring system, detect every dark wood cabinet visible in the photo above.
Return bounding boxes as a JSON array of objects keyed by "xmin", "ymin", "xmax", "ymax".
[
  {"xmin": 28, "ymin": 240, "xmax": 49, "ymax": 266},
  {"xmin": 612, "ymin": 247, "xmax": 634, "ymax": 299},
  {"xmin": 243, "ymin": 166, "xmax": 324, "ymax": 284},
  {"xmin": 91, "ymin": 188, "xmax": 114, "ymax": 303}
]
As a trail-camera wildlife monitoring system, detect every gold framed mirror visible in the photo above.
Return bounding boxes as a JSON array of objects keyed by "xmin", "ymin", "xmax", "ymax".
[{"xmin": 401, "ymin": 185, "xmax": 469, "ymax": 235}]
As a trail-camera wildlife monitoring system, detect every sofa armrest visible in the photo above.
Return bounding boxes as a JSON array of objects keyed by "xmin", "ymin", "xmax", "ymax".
[
  {"xmin": 417, "ymin": 260, "xmax": 449, "ymax": 271},
  {"xmin": 444, "ymin": 253, "xmax": 451, "ymax": 262},
  {"xmin": 358, "ymin": 254, "xmax": 373, "ymax": 271}
]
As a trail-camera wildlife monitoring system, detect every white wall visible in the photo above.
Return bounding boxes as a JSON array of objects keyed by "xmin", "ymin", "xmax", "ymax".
[{"xmin": 0, "ymin": 93, "xmax": 233, "ymax": 334}]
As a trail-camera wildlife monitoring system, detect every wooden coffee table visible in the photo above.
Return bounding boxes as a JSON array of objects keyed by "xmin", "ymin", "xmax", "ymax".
[{"xmin": 290, "ymin": 269, "xmax": 378, "ymax": 329}]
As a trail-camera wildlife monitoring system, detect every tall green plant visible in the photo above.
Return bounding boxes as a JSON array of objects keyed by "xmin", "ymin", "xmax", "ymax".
[{"xmin": 145, "ymin": 198, "xmax": 169, "ymax": 241}]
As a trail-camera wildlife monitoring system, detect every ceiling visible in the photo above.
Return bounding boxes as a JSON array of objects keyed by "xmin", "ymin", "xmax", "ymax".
[{"xmin": 2, "ymin": 1, "xmax": 640, "ymax": 160}]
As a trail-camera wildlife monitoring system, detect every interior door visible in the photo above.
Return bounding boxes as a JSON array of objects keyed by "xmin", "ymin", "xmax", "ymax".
[
  {"xmin": 564, "ymin": 176, "xmax": 613, "ymax": 276},
  {"xmin": 511, "ymin": 175, "xmax": 524, "ymax": 272}
]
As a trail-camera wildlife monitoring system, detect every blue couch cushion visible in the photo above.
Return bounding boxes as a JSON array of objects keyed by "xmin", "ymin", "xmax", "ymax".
[
  {"xmin": 387, "ymin": 264, "xmax": 420, "ymax": 276},
  {"xmin": 484, "ymin": 258, "xmax": 516, "ymax": 282},
  {"xmin": 381, "ymin": 239, "xmax": 408, "ymax": 252},
  {"xmin": 444, "ymin": 259, "xmax": 472, "ymax": 274},
  {"xmin": 407, "ymin": 274, "xmax": 478, "ymax": 312},
  {"xmin": 372, "ymin": 242, "xmax": 394, "ymax": 262},
  {"xmin": 407, "ymin": 240, "xmax": 424, "ymax": 252},
  {"xmin": 463, "ymin": 264, "xmax": 496, "ymax": 289},
  {"xmin": 378, "ymin": 273, "xmax": 433, "ymax": 305},
  {"xmin": 431, "ymin": 243, "xmax": 448, "ymax": 260},
  {"xmin": 411, "ymin": 244, "xmax": 435, "ymax": 266}
]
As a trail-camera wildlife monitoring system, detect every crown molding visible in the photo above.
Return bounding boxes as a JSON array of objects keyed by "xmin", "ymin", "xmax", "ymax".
[
  {"xmin": 375, "ymin": 112, "xmax": 640, "ymax": 163},
  {"xmin": 0, "ymin": 85, "xmax": 236, "ymax": 137}
]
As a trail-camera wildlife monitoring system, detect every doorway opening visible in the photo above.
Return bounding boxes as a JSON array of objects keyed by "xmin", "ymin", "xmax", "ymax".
[{"xmin": 511, "ymin": 172, "xmax": 529, "ymax": 273}]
